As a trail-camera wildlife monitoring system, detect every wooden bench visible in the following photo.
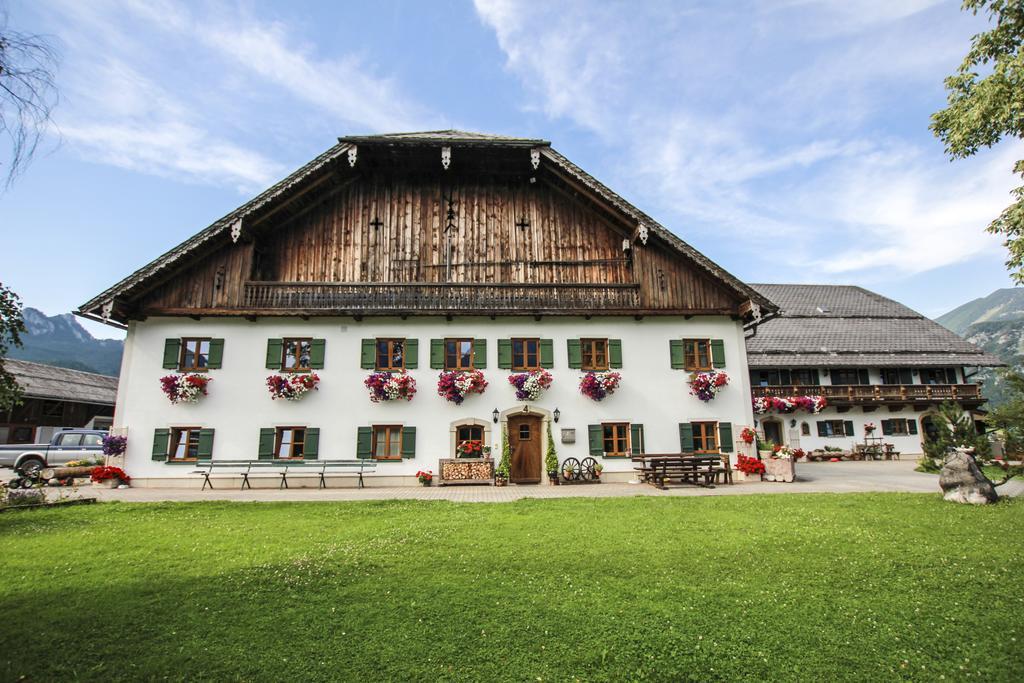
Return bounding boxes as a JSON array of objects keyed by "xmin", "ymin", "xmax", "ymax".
[
  {"xmin": 631, "ymin": 454, "xmax": 731, "ymax": 490},
  {"xmin": 191, "ymin": 460, "xmax": 376, "ymax": 490}
]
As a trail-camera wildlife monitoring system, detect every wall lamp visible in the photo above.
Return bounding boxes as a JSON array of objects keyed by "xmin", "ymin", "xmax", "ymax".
[
  {"xmin": 553, "ymin": 408, "xmax": 561, "ymax": 423},
  {"xmin": 492, "ymin": 408, "xmax": 500, "ymax": 424}
]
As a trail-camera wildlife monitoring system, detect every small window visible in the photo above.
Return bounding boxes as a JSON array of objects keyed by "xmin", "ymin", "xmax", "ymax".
[
  {"xmin": 180, "ymin": 338, "xmax": 211, "ymax": 372},
  {"xmin": 830, "ymin": 369, "xmax": 868, "ymax": 385},
  {"xmin": 819, "ymin": 420, "xmax": 847, "ymax": 437},
  {"xmin": 581, "ymin": 338, "xmax": 609, "ymax": 371},
  {"xmin": 57, "ymin": 433, "xmax": 82, "ymax": 447},
  {"xmin": 372, "ymin": 425, "xmax": 402, "ymax": 460},
  {"xmin": 755, "ymin": 370, "xmax": 781, "ymax": 387},
  {"xmin": 888, "ymin": 419, "xmax": 910, "ymax": 435},
  {"xmin": 376, "ymin": 338, "xmax": 405, "ymax": 371},
  {"xmin": 170, "ymin": 427, "xmax": 202, "ymax": 461},
  {"xmin": 511, "ymin": 338, "xmax": 540, "ymax": 371},
  {"xmin": 282, "ymin": 338, "xmax": 312, "ymax": 372},
  {"xmin": 692, "ymin": 422, "xmax": 719, "ymax": 453},
  {"xmin": 81, "ymin": 434, "xmax": 103, "ymax": 448},
  {"xmin": 445, "ymin": 338, "xmax": 474, "ymax": 370},
  {"xmin": 456, "ymin": 424, "xmax": 484, "ymax": 456},
  {"xmin": 683, "ymin": 339, "xmax": 711, "ymax": 371},
  {"xmin": 791, "ymin": 369, "xmax": 818, "ymax": 386},
  {"xmin": 602, "ymin": 423, "xmax": 629, "ymax": 455},
  {"xmin": 800, "ymin": 422, "xmax": 810, "ymax": 436},
  {"xmin": 919, "ymin": 368, "xmax": 956, "ymax": 385},
  {"xmin": 519, "ymin": 424, "xmax": 532, "ymax": 440},
  {"xmin": 275, "ymin": 427, "xmax": 306, "ymax": 459}
]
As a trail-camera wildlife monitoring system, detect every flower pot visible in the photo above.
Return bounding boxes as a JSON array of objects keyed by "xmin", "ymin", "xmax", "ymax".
[
  {"xmin": 759, "ymin": 450, "xmax": 773, "ymax": 459},
  {"xmin": 495, "ymin": 478, "xmax": 508, "ymax": 487},
  {"xmin": 763, "ymin": 458, "xmax": 796, "ymax": 483},
  {"xmin": 420, "ymin": 480, "xmax": 432, "ymax": 487}
]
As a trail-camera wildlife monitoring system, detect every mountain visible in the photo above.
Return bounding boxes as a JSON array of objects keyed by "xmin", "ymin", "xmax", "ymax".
[
  {"xmin": 5, "ymin": 308, "xmax": 124, "ymax": 376},
  {"xmin": 937, "ymin": 289, "xmax": 1024, "ymax": 406}
]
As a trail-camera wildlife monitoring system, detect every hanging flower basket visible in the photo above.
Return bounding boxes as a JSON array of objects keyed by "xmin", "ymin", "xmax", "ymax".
[
  {"xmin": 579, "ymin": 371, "xmax": 621, "ymax": 401},
  {"xmin": 740, "ymin": 427, "xmax": 756, "ymax": 445},
  {"xmin": 266, "ymin": 373, "xmax": 320, "ymax": 401},
  {"xmin": 508, "ymin": 369, "xmax": 553, "ymax": 401},
  {"xmin": 437, "ymin": 370, "xmax": 488, "ymax": 404},
  {"xmin": 688, "ymin": 370, "xmax": 729, "ymax": 402},
  {"xmin": 364, "ymin": 371, "xmax": 417, "ymax": 403},
  {"xmin": 751, "ymin": 395, "xmax": 827, "ymax": 414},
  {"xmin": 101, "ymin": 434, "xmax": 127, "ymax": 457},
  {"xmin": 160, "ymin": 373, "xmax": 211, "ymax": 404}
]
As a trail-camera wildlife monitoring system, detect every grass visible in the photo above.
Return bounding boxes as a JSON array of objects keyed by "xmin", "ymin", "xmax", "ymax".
[{"xmin": 1, "ymin": 494, "xmax": 1022, "ymax": 682}]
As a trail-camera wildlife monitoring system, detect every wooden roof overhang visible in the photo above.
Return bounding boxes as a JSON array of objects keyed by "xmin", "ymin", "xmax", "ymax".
[{"xmin": 77, "ymin": 131, "xmax": 776, "ymax": 327}]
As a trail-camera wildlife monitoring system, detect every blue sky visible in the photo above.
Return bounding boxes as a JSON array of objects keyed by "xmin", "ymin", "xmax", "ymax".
[{"xmin": 2, "ymin": 0, "xmax": 1020, "ymax": 339}]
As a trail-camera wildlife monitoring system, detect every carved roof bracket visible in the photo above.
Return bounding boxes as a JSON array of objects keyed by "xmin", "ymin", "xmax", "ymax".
[
  {"xmin": 347, "ymin": 145, "xmax": 358, "ymax": 167},
  {"xmin": 230, "ymin": 217, "xmax": 244, "ymax": 243},
  {"xmin": 530, "ymin": 148, "xmax": 541, "ymax": 170},
  {"xmin": 441, "ymin": 146, "xmax": 452, "ymax": 170}
]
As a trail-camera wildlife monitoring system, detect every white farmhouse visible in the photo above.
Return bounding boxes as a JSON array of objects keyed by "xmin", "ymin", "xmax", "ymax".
[
  {"xmin": 745, "ymin": 284, "xmax": 1003, "ymax": 456},
  {"xmin": 77, "ymin": 131, "xmax": 775, "ymax": 486}
]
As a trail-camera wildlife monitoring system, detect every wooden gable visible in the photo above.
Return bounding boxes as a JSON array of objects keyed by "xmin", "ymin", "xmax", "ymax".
[{"xmin": 81, "ymin": 134, "xmax": 770, "ymax": 322}]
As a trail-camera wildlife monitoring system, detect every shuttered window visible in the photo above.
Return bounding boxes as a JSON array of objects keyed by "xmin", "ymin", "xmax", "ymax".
[
  {"xmin": 816, "ymin": 420, "xmax": 851, "ymax": 437},
  {"xmin": 602, "ymin": 423, "xmax": 629, "ymax": 456},
  {"xmin": 445, "ymin": 338, "xmax": 475, "ymax": 370},
  {"xmin": 275, "ymin": 427, "xmax": 306, "ymax": 459},
  {"xmin": 683, "ymin": 339, "xmax": 711, "ymax": 371},
  {"xmin": 581, "ymin": 339, "xmax": 608, "ymax": 371},
  {"xmin": 376, "ymin": 338, "xmax": 405, "ymax": 371},
  {"xmin": 372, "ymin": 425, "xmax": 403, "ymax": 460},
  {"xmin": 692, "ymin": 422, "xmax": 718, "ymax": 453},
  {"xmin": 511, "ymin": 338, "xmax": 541, "ymax": 371},
  {"xmin": 179, "ymin": 338, "xmax": 210, "ymax": 372},
  {"xmin": 170, "ymin": 427, "xmax": 202, "ymax": 461},
  {"xmin": 881, "ymin": 419, "xmax": 916, "ymax": 436}
]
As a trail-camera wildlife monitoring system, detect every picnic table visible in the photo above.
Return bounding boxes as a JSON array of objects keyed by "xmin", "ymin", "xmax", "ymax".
[{"xmin": 631, "ymin": 454, "xmax": 732, "ymax": 490}]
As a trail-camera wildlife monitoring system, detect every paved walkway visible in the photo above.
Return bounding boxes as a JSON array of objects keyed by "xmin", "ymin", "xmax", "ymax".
[{"xmin": 49, "ymin": 460, "xmax": 1023, "ymax": 504}]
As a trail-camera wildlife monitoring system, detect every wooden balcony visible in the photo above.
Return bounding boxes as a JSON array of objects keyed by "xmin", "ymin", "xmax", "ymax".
[
  {"xmin": 751, "ymin": 384, "xmax": 983, "ymax": 405},
  {"xmin": 243, "ymin": 281, "xmax": 642, "ymax": 314}
]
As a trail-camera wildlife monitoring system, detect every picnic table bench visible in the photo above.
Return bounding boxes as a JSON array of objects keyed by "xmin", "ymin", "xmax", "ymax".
[
  {"xmin": 631, "ymin": 454, "xmax": 732, "ymax": 490},
  {"xmin": 191, "ymin": 460, "xmax": 375, "ymax": 490}
]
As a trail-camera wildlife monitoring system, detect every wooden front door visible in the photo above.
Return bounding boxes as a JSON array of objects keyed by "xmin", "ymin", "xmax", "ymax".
[{"xmin": 508, "ymin": 414, "xmax": 542, "ymax": 484}]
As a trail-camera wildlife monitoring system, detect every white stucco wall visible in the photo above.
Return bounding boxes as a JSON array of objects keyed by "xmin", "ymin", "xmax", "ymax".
[
  {"xmin": 756, "ymin": 408, "xmax": 933, "ymax": 455},
  {"xmin": 115, "ymin": 315, "xmax": 754, "ymax": 485}
]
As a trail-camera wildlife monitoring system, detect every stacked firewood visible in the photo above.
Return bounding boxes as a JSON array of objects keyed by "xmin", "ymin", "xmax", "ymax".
[{"xmin": 442, "ymin": 460, "xmax": 494, "ymax": 480}]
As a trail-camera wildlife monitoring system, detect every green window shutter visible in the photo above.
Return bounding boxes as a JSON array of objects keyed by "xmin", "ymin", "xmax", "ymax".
[
  {"xmin": 162, "ymin": 339, "xmax": 181, "ymax": 369},
  {"xmin": 567, "ymin": 339, "xmax": 582, "ymax": 369},
  {"xmin": 473, "ymin": 339, "xmax": 487, "ymax": 368},
  {"xmin": 265, "ymin": 339, "xmax": 283, "ymax": 370},
  {"xmin": 430, "ymin": 339, "xmax": 444, "ymax": 369},
  {"xmin": 881, "ymin": 420, "xmax": 893, "ymax": 436},
  {"xmin": 197, "ymin": 429, "xmax": 215, "ymax": 460},
  {"xmin": 356, "ymin": 426, "xmax": 373, "ymax": 459},
  {"xmin": 588, "ymin": 425, "xmax": 603, "ymax": 456},
  {"xmin": 304, "ymin": 428, "xmax": 320, "ymax": 460},
  {"xmin": 718, "ymin": 422, "xmax": 733, "ymax": 452},
  {"xmin": 678, "ymin": 423, "xmax": 694, "ymax": 452},
  {"xmin": 206, "ymin": 339, "xmax": 224, "ymax": 369},
  {"xmin": 630, "ymin": 424, "xmax": 645, "ymax": 454},
  {"xmin": 309, "ymin": 339, "xmax": 326, "ymax": 369},
  {"xmin": 609, "ymin": 339, "xmax": 623, "ymax": 368},
  {"xmin": 151, "ymin": 428, "xmax": 170, "ymax": 461},
  {"xmin": 401, "ymin": 427, "xmax": 417, "ymax": 459},
  {"xmin": 816, "ymin": 421, "xmax": 827, "ymax": 437},
  {"xmin": 844, "ymin": 421, "xmax": 855, "ymax": 437},
  {"xmin": 497, "ymin": 339, "xmax": 513, "ymax": 369},
  {"xmin": 908, "ymin": 420, "xmax": 918, "ymax": 435},
  {"xmin": 404, "ymin": 339, "xmax": 418, "ymax": 369},
  {"xmin": 710, "ymin": 339, "xmax": 726, "ymax": 368},
  {"xmin": 361, "ymin": 339, "xmax": 376, "ymax": 369},
  {"xmin": 669, "ymin": 339, "xmax": 685, "ymax": 369},
  {"xmin": 540, "ymin": 339, "xmax": 554, "ymax": 369},
  {"xmin": 258, "ymin": 428, "xmax": 276, "ymax": 460}
]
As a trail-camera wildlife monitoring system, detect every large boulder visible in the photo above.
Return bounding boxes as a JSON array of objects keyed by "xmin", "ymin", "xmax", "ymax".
[{"xmin": 939, "ymin": 447, "xmax": 999, "ymax": 505}]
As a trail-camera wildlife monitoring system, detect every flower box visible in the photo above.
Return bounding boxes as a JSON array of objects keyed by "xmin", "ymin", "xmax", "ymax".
[
  {"xmin": 763, "ymin": 457, "xmax": 796, "ymax": 483},
  {"xmin": 688, "ymin": 370, "xmax": 729, "ymax": 402},
  {"xmin": 437, "ymin": 370, "xmax": 488, "ymax": 404},
  {"xmin": 267, "ymin": 373, "xmax": 320, "ymax": 401},
  {"xmin": 160, "ymin": 373, "xmax": 211, "ymax": 404},
  {"xmin": 365, "ymin": 371, "xmax": 417, "ymax": 403},
  {"xmin": 579, "ymin": 371, "xmax": 621, "ymax": 401},
  {"xmin": 508, "ymin": 370, "xmax": 553, "ymax": 401},
  {"xmin": 752, "ymin": 395, "xmax": 827, "ymax": 414}
]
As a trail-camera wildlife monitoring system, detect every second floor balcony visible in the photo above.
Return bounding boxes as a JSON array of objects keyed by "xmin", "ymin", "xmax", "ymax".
[{"xmin": 750, "ymin": 383, "xmax": 983, "ymax": 406}]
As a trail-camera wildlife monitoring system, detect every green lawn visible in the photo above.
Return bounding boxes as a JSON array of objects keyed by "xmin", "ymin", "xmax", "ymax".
[{"xmin": 1, "ymin": 494, "xmax": 1021, "ymax": 681}]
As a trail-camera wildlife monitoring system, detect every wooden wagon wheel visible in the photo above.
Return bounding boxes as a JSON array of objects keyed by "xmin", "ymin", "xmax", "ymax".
[
  {"xmin": 580, "ymin": 457, "xmax": 598, "ymax": 481},
  {"xmin": 561, "ymin": 457, "xmax": 581, "ymax": 481}
]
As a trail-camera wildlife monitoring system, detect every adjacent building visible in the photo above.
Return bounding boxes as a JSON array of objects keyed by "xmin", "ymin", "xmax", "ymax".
[
  {"xmin": 745, "ymin": 284, "xmax": 1003, "ymax": 454},
  {"xmin": 77, "ymin": 131, "xmax": 775, "ymax": 486},
  {"xmin": 0, "ymin": 359, "xmax": 117, "ymax": 444}
]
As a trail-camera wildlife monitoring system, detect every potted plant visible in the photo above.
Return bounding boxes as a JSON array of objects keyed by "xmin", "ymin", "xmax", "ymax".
[
  {"xmin": 416, "ymin": 470, "xmax": 433, "ymax": 487},
  {"xmin": 764, "ymin": 447, "xmax": 796, "ymax": 483},
  {"xmin": 563, "ymin": 463, "xmax": 574, "ymax": 480},
  {"xmin": 735, "ymin": 454, "xmax": 765, "ymax": 481},
  {"xmin": 495, "ymin": 430, "xmax": 511, "ymax": 486},
  {"xmin": 756, "ymin": 439, "xmax": 774, "ymax": 459},
  {"xmin": 545, "ymin": 425, "xmax": 559, "ymax": 484},
  {"xmin": 482, "ymin": 445, "xmax": 492, "ymax": 459},
  {"xmin": 91, "ymin": 466, "xmax": 130, "ymax": 488},
  {"xmin": 740, "ymin": 427, "xmax": 756, "ymax": 446},
  {"xmin": 593, "ymin": 462, "xmax": 604, "ymax": 479},
  {"xmin": 864, "ymin": 422, "xmax": 876, "ymax": 435}
]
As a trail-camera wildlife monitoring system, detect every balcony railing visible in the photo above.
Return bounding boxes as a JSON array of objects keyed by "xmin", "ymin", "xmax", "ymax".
[
  {"xmin": 243, "ymin": 281, "xmax": 642, "ymax": 313},
  {"xmin": 750, "ymin": 384, "xmax": 982, "ymax": 403}
]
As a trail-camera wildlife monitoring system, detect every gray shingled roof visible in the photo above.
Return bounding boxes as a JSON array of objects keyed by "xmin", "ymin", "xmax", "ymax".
[
  {"xmin": 746, "ymin": 284, "xmax": 1004, "ymax": 368},
  {"xmin": 340, "ymin": 129, "xmax": 550, "ymax": 147},
  {"xmin": 4, "ymin": 359, "xmax": 118, "ymax": 404}
]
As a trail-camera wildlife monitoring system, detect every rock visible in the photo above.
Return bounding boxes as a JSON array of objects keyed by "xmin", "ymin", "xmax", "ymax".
[{"xmin": 939, "ymin": 447, "xmax": 999, "ymax": 505}]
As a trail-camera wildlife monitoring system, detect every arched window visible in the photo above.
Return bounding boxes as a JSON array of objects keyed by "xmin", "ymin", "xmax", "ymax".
[{"xmin": 450, "ymin": 419, "xmax": 490, "ymax": 458}]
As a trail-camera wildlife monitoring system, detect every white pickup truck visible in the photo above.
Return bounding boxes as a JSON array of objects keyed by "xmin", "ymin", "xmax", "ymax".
[{"xmin": 0, "ymin": 429, "xmax": 107, "ymax": 475}]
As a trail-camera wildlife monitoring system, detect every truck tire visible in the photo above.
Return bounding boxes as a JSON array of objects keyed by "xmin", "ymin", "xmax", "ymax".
[{"xmin": 18, "ymin": 457, "xmax": 44, "ymax": 476}]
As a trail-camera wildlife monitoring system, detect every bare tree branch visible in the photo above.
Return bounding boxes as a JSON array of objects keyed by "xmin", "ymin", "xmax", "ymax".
[{"xmin": 0, "ymin": 9, "xmax": 59, "ymax": 188}]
